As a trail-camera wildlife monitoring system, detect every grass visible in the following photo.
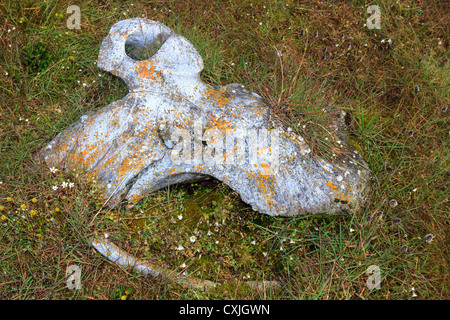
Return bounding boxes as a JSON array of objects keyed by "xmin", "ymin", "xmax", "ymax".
[{"xmin": 0, "ymin": 0, "xmax": 448, "ymax": 300}]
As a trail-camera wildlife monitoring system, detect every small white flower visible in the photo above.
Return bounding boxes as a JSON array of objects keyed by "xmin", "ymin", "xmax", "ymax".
[
  {"xmin": 280, "ymin": 246, "xmax": 284, "ymax": 251},
  {"xmin": 178, "ymin": 214, "xmax": 183, "ymax": 220},
  {"xmin": 49, "ymin": 167, "xmax": 58, "ymax": 173},
  {"xmin": 69, "ymin": 182, "xmax": 74, "ymax": 188},
  {"xmin": 207, "ymin": 231, "xmax": 212, "ymax": 236},
  {"xmin": 230, "ymin": 62, "xmax": 234, "ymax": 66},
  {"xmin": 52, "ymin": 185, "xmax": 58, "ymax": 191},
  {"xmin": 180, "ymin": 263, "xmax": 186, "ymax": 268},
  {"xmin": 350, "ymin": 228, "xmax": 355, "ymax": 233},
  {"xmin": 290, "ymin": 239, "xmax": 295, "ymax": 244},
  {"xmin": 387, "ymin": 39, "xmax": 392, "ymax": 44},
  {"xmin": 251, "ymin": 240, "xmax": 256, "ymax": 245},
  {"xmin": 438, "ymin": 41, "xmax": 442, "ymax": 45},
  {"xmin": 104, "ymin": 233, "xmax": 110, "ymax": 239},
  {"xmin": 176, "ymin": 245, "xmax": 184, "ymax": 251},
  {"xmin": 215, "ymin": 241, "xmax": 219, "ymax": 244},
  {"xmin": 61, "ymin": 181, "xmax": 68, "ymax": 188},
  {"xmin": 412, "ymin": 188, "xmax": 417, "ymax": 192},
  {"xmin": 412, "ymin": 292, "xmax": 417, "ymax": 298},
  {"xmin": 190, "ymin": 236, "xmax": 196, "ymax": 243},
  {"xmin": 5, "ymin": 72, "xmax": 8, "ymax": 76},
  {"xmin": 381, "ymin": 39, "xmax": 385, "ymax": 43},
  {"xmin": 259, "ymin": 22, "xmax": 262, "ymax": 25},
  {"xmin": 263, "ymin": 252, "xmax": 268, "ymax": 257}
]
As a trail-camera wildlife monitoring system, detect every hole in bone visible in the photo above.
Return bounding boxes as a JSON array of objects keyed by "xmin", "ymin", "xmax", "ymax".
[{"xmin": 125, "ymin": 30, "xmax": 171, "ymax": 61}]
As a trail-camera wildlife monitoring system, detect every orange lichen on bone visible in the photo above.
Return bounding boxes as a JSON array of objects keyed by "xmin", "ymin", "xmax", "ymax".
[
  {"xmin": 325, "ymin": 181, "xmax": 338, "ymax": 191},
  {"xmin": 246, "ymin": 170, "xmax": 276, "ymax": 207},
  {"xmin": 205, "ymin": 88, "xmax": 230, "ymax": 108},
  {"xmin": 135, "ymin": 60, "xmax": 160, "ymax": 81},
  {"xmin": 337, "ymin": 192, "xmax": 351, "ymax": 202},
  {"xmin": 205, "ymin": 113, "xmax": 233, "ymax": 136}
]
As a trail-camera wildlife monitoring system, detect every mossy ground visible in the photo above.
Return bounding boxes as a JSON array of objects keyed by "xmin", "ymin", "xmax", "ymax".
[
  {"xmin": 96, "ymin": 178, "xmax": 355, "ymax": 296},
  {"xmin": 110, "ymin": 180, "xmax": 315, "ymax": 285}
]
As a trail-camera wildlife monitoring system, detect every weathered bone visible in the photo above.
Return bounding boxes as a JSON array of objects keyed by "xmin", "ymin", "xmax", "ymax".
[
  {"xmin": 41, "ymin": 18, "xmax": 371, "ymax": 218},
  {"xmin": 40, "ymin": 18, "xmax": 372, "ymax": 290}
]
